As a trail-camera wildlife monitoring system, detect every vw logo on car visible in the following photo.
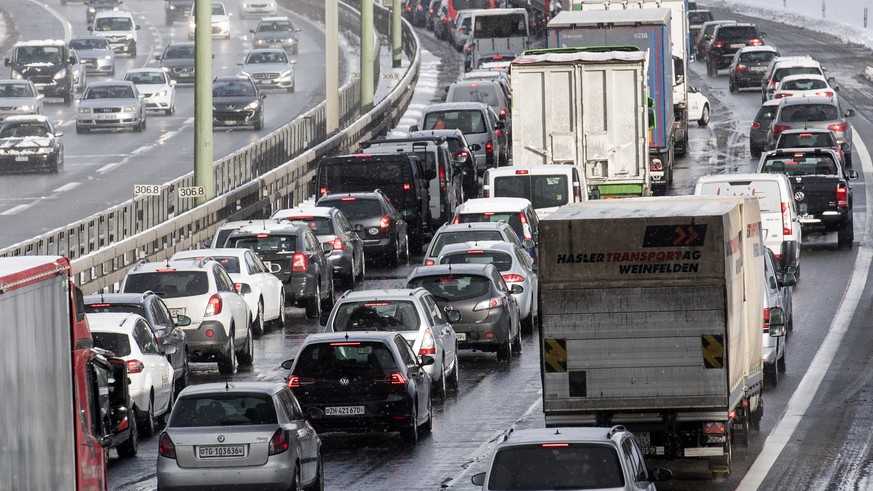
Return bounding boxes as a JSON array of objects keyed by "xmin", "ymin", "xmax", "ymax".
[{"xmin": 339, "ymin": 377, "xmax": 350, "ymax": 386}]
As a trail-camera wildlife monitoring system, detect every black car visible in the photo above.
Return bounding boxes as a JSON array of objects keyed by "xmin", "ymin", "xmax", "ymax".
[
  {"xmin": 695, "ymin": 20, "xmax": 735, "ymax": 65},
  {"xmin": 93, "ymin": 350, "xmax": 140, "ymax": 458},
  {"xmin": 317, "ymin": 191, "xmax": 410, "ymax": 266},
  {"xmin": 5, "ymin": 40, "xmax": 76, "ymax": 103},
  {"xmin": 729, "ymin": 46, "xmax": 779, "ymax": 93},
  {"xmin": 155, "ymin": 42, "xmax": 195, "ymax": 84},
  {"xmin": 316, "ymin": 153, "xmax": 432, "ymax": 249},
  {"xmin": 85, "ymin": 0, "xmax": 123, "ymax": 26},
  {"xmin": 250, "ymin": 16, "xmax": 302, "ymax": 54},
  {"xmin": 282, "ymin": 331, "xmax": 434, "ymax": 444},
  {"xmin": 409, "ymin": 128, "xmax": 479, "ymax": 198},
  {"xmin": 212, "ymin": 75, "xmax": 266, "ymax": 130},
  {"xmin": 84, "ymin": 292, "xmax": 191, "ymax": 394},
  {"xmin": 706, "ymin": 23, "xmax": 765, "ymax": 76},
  {"xmin": 0, "ymin": 115, "xmax": 64, "ymax": 174},
  {"xmin": 225, "ymin": 222, "xmax": 335, "ymax": 320},
  {"xmin": 749, "ymin": 99, "xmax": 780, "ymax": 158},
  {"xmin": 687, "ymin": 9, "xmax": 714, "ymax": 49},
  {"xmin": 164, "ymin": 0, "xmax": 194, "ymax": 26}
]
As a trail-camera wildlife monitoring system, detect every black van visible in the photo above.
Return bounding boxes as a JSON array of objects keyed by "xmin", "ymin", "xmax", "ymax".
[{"xmin": 316, "ymin": 153, "xmax": 433, "ymax": 248}]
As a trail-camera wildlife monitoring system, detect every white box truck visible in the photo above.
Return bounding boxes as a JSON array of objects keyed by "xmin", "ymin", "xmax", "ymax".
[
  {"xmin": 536, "ymin": 196, "xmax": 781, "ymax": 478},
  {"xmin": 510, "ymin": 50, "xmax": 651, "ymax": 198}
]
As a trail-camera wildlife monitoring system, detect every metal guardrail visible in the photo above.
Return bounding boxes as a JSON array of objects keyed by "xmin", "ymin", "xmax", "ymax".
[{"xmin": 0, "ymin": 1, "xmax": 421, "ymax": 293}]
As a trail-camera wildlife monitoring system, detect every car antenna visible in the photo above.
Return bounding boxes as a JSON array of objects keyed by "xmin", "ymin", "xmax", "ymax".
[
  {"xmin": 344, "ymin": 332, "xmax": 349, "ymax": 340},
  {"xmin": 225, "ymin": 377, "xmax": 230, "ymax": 391}
]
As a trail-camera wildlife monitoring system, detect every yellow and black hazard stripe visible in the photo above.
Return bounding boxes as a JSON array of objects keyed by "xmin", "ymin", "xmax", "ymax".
[
  {"xmin": 701, "ymin": 334, "xmax": 724, "ymax": 369},
  {"xmin": 544, "ymin": 338, "xmax": 567, "ymax": 373}
]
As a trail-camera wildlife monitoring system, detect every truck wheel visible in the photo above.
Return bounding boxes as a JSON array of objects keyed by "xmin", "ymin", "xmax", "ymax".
[
  {"xmin": 764, "ymin": 362, "xmax": 778, "ymax": 388},
  {"xmin": 497, "ymin": 339, "xmax": 512, "ymax": 361},
  {"xmin": 217, "ymin": 335, "xmax": 236, "ymax": 374}
]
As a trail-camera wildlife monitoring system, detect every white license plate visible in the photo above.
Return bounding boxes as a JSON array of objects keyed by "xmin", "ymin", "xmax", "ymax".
[
  {"xmin": 198, "ymin": 445, "xmax": 245, "ymax": 458},
  {"xmin": 169, "ymin": 307, "xmax": 186, "ymax": 318},
  {"xmin": 325, "ymin": 406, "xmax": 364, "ymax": 416},
  {"xmin": 751, "ymin": 66, "xmax": 767, "ymax": 72},
  {"xmin": 97, "ymin": 114, "xmax": 116, "ymax": 120},
  {"xmin": 15, "ymin": 156, "xmax": 28, "ymax": 162},
  {"xmin": 730, "ymin": 43, "xmax": 746, "ymax": 48},
  {"xmin": 456, "ymin": 332, "xmax": 466, "ymax": 341}
]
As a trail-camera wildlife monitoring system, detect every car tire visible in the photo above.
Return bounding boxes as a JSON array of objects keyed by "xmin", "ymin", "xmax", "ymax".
[
  {"xmin": 176, "ymin": 359, "xmax": 189, "ymax": 395},
  {"xmin": 764, "ymin": 362, "xmax": 778, "ymax": 388},
  {"xmin": 63, "ymin": 88, "xmax": 72, "ymax": 104},
  {"xmin": 497, "ymin": 339, "xmax": 512, "ymax": 362},
  {"xmin": 321, "ymin": 276, "xmax": 335, "ymax": 312},
  {"xmin": 290, "ymin": 464, "xmax": 301, "ymax": 491},
  {"xmin": 308, "ymin": 457, "xmax": 324, "ymax": 491},
  {"xmin": 139, "ymin": 395, "xmax": 156, "ymax": 437},
  {"xmin": 511, "ymin": 330, "xmax": 522, "ymax": 355},
  {"xmin": 116, "ymin": 407, "xmax": 139, "ymax": 458},
  {"xmin": 271, "ymin": 290, "xmax": 287, "ymax": 328},
  {"xmin": 356, "ymin": 253, "xmax": 366, "ymax": 283},
  {"xmin": 448, "ymin": 351, "xmax": 459, "ymax": 390},
  {"xmin": 130, "ymin": 42, "xmax": 137, "ymax": 58},
  {"xmin": 165, "ymin": 105, "xmax": 175, "ymax": 116},
  {"xmin": 521, "ymin": 312, "xmax": 534, "ymax": 334},
  {"xmin": 289, "ymin": 81, "xmax": 295, "ymax": 94},
  {"xmin": 706, "ymin": 60, "xmax": 715, "ymax": 77},
  {"xmin": 777, "ymin": 345, "xmax": 787, "ymax": 374},
  {"xmin": 729, "ymin": 78, "xmax": 736, "ymax": 93},
  {"xmin": 159, "ymin": 388, "xmax": 174, "ymax": 427},
  {"xmin": 750, "ymin": 146, "xmax": 762, "ymax": 159},
  {"xmin": 421, "ymin": 397, "xmax": 433, "ymax": 434},
  {"xmin": 305, "ymin": 282, "xmax": 322, "ymax": 319},
  {"xmin": 400, "ymin": 404, "xmax": 419, "ymax": 444},
  {"xmin": 387, "ymin": 242, "xmax": 400, "ymax": 267},
  {"xmin": 254, "ymin": 111, "xmax": 263, "ymax": 131},
  {"xmin": 345, "ymin": 268, "xmax": 356, "ymax": 289},
  {"xmin": 217, "ymin": 335, "xmax": 236, "ymax": 374},
  {"xmin": 252, "ymin": 300, "xmax": 265, "ymax": 336},
  {"xmin": 238, "ymin": 327, "xmax": 254, "ymax": 365},
  {"xmin": 433, "ymin": 360, "xmax": 447, "ymax": 400},
  {"xmin": 698, "ymin": 104, "xmax": 710, "ymax": 127},
  {"xmin": 839, "ymin": 219, "xmax": 854, "ymax": 248}
]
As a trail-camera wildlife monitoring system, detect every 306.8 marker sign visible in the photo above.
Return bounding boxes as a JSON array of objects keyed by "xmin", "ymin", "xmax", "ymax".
[
  {"xmin": 179, "ymin": 186, "xmax": 206, "ymax": 198},
  {"xmin": 133, "ymin": 184, "xmax": 161, "ymax": 196}
]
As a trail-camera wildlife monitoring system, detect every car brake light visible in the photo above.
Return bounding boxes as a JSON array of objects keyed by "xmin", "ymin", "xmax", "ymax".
[
  {"xmin": 205, "ymin": 294, "xmax": 222, "ymax": 316},
  {"xmin": 268, "ymin": 429, "xmax": 289, "ymax": 455},
  {"xmin": 751, "ymin": 122, "xmax": 761, "ymax": 130},
  {"xmin": 389, "ymin": 372, "xmax": 406, "ymax": 385},
  {"xmin": 828, "ymin": 123, "xmax": 846, "ymax": 133},
  {"xmin": 452, "ymin": 215, "xmax": 460, "ymax": 224},
  {"xmin": 473, "ymin": 296, "xmax": 505, "ymax": 311},
  {"xmin": 837, "ymin": 184, "xmax": 848, "ymax": 208},
  {"xmin": 403, "ymin": 183, "xmax": 412, "ymax": 190},
  {"xmin": 712, "ymin": 40, "xmax": 725, "ymax": 48},
  {"xmin": 330, "ymin": 342, "xmax": 361, "ymax": 346},
  {"xmin": 159, "ymin": 432, "xmax": 176, "ymax": 459},
  {"xmin": 126, "ymin": 359, "xmax": 144, "ymax": 374},
  {"xmin": 156, "ymin": 268, "xmax": 176, "ymax": 272},
  {"xmin": 439, "ymin": 163, "xmax": 447, "ymax": 192},
  {"xmin": 773, "ymin": 125, "xmax": 791, "ymax": 135},
  {"xmin": 749, "ymin": 38, "xmax": 764, "ymax": 46},
  {"xmin": 485, "ymin": 141, "xmax": 493, "ymax": 155},
  {"xmin": 88, "ymin": 303, "xmax": 110, "ymax": 308},
  {"xmin": 418, "ymin": 329, "xmax": 436, "ymax": 356},
  {"xmin": 763, "ymin": 307, "xmax": 770, "ymax": 330},
  {"xmin": 340, "ymin": 197, "xmax": 358, "ymax": 201},
  {"xmin": 256, "ymin": 234, "xmax": 269, "ymax": 238},
  {"xmin": 774, "ymin": 93, "xmax": 791, "ymax": 99},
  {"xmin": 541, "ymin": 443, "xmax": 570, "ymax": 447},
  {"xmin": 649, "ymin": 159, "xmax": 663, "ymax": 171},
  {"xmin": 735, "ymin": 64, "xmax": 746, "ymax": 72},
  {"xmin": 514, "ymin": 169, "xmax": 529, "ymax": 175},
  {"xmin": 454, "ymin": 150, "xmax": 468, "ymax": 160},
  {"xmin": 380, "ymin": 215, "xmax": 391, "ymax": 233},
  {"xmin": 287, "ymin": 375, "xmax": 316, "ymax": 388},
  {"xmin": 319, "ymin": 187, "xmax": 328, "ymax": 195},
  {"xmin": 520, "ymin": 213, "xmax": 533, "ymax": 241},
  {"xmin": 573, "ymin": 183, "xmax": 582, "ymax": 202},
  {"xmin": 331, "ymin": 237, "xmax": 344, "ymax": 251},
  {"xmin": 424, "ymin": 259, "xmax": 435, "ymax": 266},
  {"xmin": 502, "ymin": 273, "xmax": 524, "ymax": 283},
  {"xmin": 781, "ymin": 202, "xmax": 792, "ymax": 235},
  {"xmin": 704, "ymin": 422, "xmax": 726, "ymax": 434},
  {"xmin": 292, "ymin": 252, "xmax": 308, "ymax": 273}
]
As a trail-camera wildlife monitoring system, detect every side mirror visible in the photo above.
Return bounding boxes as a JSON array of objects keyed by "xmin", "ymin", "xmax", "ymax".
[
  {"xmin": 69, "ymin": 56, "xmax": 76, "ymax": 65},
  {"xmin": 846, "ymin": 170, "xmax": 859, "ymax": 180},
  {"xmin": 447, "ymin": 309, "xmax": 461, "ymax": 323},
  {"xmin": 780, "ymin": 271, "xmax": 797, "ymax": 287},
  {"xmin": 136, "ymin": 25, "xmax": 141, "ymax": 30},
  {"xmin": 420, "ymin": 355, "xmax": 436, "ymax": 366},
  {"xmin": 280, "ymin": 359, "xmax": 294, "ymax": 370},
  {"xmin": 55, "ymin": 131, "xmax": 63, "ymax": 137},
  {"xmin": 469, "ymin": 143, "xmax": 481, "ymax": 151},
  {"xmin": 162, "ymin": 344, "xmax": 178, "ymax": 355},
  {"xmin": 652, "ymin": 467, "xmax": 673, "ymax": 482},
  {"xmin": 237, "ymin": 283, "xmax": 252, "ymax": 294},
  {"xmin": 523, "ymin": 239, "xmax": 535, "ymax": 249},
  {"xmin": 846, "ymin": 109, "xmax": 856, "ymax": 117},
  {"xmin": 768, "ymin": 306, "xmax": 786, "ymax": 337},
  {"xmin": 322, "ymin": 242, "xmax": 334, "ymax": 253},
  {"xmin": 409, "ymin": 125, "xmax": 419, "ymax": 132},
  {"xmin": 510, "ymin": 284, "xmax": 524, "ymax": 294},
  {"xmin": 4, "ymin": 58, "xmax": 10, "ymax": 67},
  {"xmin": 175, "ymin": 314, "xmax": 192, "ymax": 327},
  {"xmin": 841, "ymin": 142, "xmax": 850, "ymax": 151},
  {"xmin": 495, "ymin": 121, "xmax": 505, "ymax": 130},
  {"xmin": 154, "ymin": 55, "xmax": 162, "ymax": 61},
  {"xmin": 471, "ymin": 472, "xmax": 486, "ymax": 486},
  {"xmin": 249, "ymin": 29, "xmax": 255, "ymax": 34},
  {"xmin": 88, "ymin": 26, "xmax": 94, "ymax": 31}
]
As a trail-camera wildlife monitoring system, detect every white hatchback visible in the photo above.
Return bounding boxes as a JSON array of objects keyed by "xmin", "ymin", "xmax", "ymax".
[
  {"xmin": 123, "ymin": 68, "xmax": 176, "ymax": 115},
  {"xmin": 88, "ymin": 312, "xmax": 176, "ymax": 436}
]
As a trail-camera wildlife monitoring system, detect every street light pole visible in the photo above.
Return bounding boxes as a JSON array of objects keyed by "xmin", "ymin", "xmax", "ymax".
[{"xmin": 194, "ymin": 0, "xmax": 214, "ymax": 205}]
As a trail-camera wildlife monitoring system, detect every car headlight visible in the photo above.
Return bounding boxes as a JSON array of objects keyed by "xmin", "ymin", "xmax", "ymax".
[
  {"xmin": 154, "ymin": 89, "xmax": 168, "ymax": 97},
  {"xmin": 16, "ymin": 105, "xmax": 34, "ymax": 111},
  {"xmin": 189, "ymin": 21, "xmax": 196, "ymax": 29},
  {"xmin": 123, "ymin": 106, "xmax": 137, "ymax": 112},
  {"xmin": 89, "ymin": 7, "xmax": 96, "ymax": 13},
  {"xmin": 53, "ymin": 68, "xmax": 67, "ymax": 80},
  {"xmin": 168, "ymin": 5, "xmax": 176, "ymax": 10},
  {"xmin": 79, "ymin": 107, "xmax": 92, "ymax": 113},
  {"xmin": 103, "ymin": 55, "xmax": 112, "ymax": 60},
  {"xmin": 255, "ymin": 39, "xmax": 265, "ymax": 45},
  {"xmin": 35, "ymin": 147, "xmax": 52, "ymax": 155},
  {"xmin": 245, "ymin": 101, "xmax": 260, "ymax": 110},
  {"xmin": 125, "ymin": 33, "xmax": 134, "ymax": 40}
]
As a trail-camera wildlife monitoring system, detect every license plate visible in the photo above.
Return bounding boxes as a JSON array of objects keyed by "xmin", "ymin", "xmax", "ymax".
[
  {"xmin": 98, "ymin": 114, "xmax": 116, "ymax": 120},
  {"xmin": 15, "ymin": 156, "xmax": 28, "ymax": 162},
  {"xmin": 456, "ymin": 332, "xmax": 466, "ymax": 341},
  {"xmin": 325, "ymin": 406, "xmax": 364, "ymax": 416},
  {"xmin": 169, "ymin": 307, "xmax": 186, "ymax": 318},
  {"xmin": 751, "ymin": 66, "xmax": 767, "ymax": 72},
  {"xmin": 636, "ymin": 432, "xmax": 650, "ymax": 447},
  {"xmin": 197, "ymin": 445, "xmax": 245, "ymax": 458},
  {"xmin": 730, "ymin": 43, "xmax": 746, "ymax": 48}
]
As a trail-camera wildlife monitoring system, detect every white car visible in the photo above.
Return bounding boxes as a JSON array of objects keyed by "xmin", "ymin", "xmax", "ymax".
[
  {"xmin": 687, "ymin": 85, "xmax": 710, "ymax": 127},
  {"xmin": 773, "ymin": 73, "xmax": 838, "ymax": 100},
  {"xmin": 239, "ymin": 48, "xmax": 296, "ymax": 92},
  {"xmin": 240, "ymin": 0, "xmax": 277, "ymax": 17},
  {"xmin": 171, "ymin": 248, "xmax": 286, "ymax": 335},
  {"xmin": 189, "ymin": 1, "xmax": 232, "ymax": 40},
  {"xmin": 123, "ymin": 68, "xmax": 176, "ymax": 116},
  {"xmin": 88, "ymin": 312, "xmax": 176, "ymax": 437},
  {"xmin": 436, "ymin": 240, "xmax": 538, "ymax": 332}
]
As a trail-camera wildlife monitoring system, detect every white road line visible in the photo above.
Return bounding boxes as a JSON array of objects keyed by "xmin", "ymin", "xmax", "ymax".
[
  {"xmin": 131, "ymin": 145, "xmax": 150, "ymax": 155},
  {"xmin": 53, "ymin": 182, "xmax": 81, "ymax": 193},
  {"xmin": 97, "ymin": 162, "xmax": 119, "ymax": 173},
  {"xmin": 1, "ymin": 204, "xmax": 34, "ymax": 216},
  {"xmin": 740, "ymin": 134, "xmax": 873, "ymax": 489},
  {"xmin": 28, "ymin": 0, "xmax": 71, "ymax": 42}
]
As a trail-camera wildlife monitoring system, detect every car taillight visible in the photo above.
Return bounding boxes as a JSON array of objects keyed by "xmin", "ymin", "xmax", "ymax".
[
  {"xmin": 774, "ymin": 93, "xmax": 791, "ymax": 99},
  {"xmin": 319, "ymin": 187, "xmax": 328, "ymax": 196},
  {"xmin": 520, "ymin": 213, "xmax": 533, "ymax": 241},
  {"xmin": 573, "ymin": 182, "xmax": 582, "ymax": 202},
  {"xmin": 403, "ymin": 183, "xmax": 412, "ymax": 190},
  {"xmin": 735, "ymin": 64, "xmax": 746, "ymax": 72},
  {"xmin": 773, "ymin": 125, "xmax": 791, "ymax": 135},
  {"xmin": 763, "ymin": 307, "xmax": 770, "ymax": 330},
  {"xmin": 330, "ymin": 237, "xmax": 344, "ymax": 251},
  {"xmin": 454, "ymin": 150, "xmax": 468, "ymax": 160},
  {"xmin": 424, "ymin": 259, "xmax": 435, "ymax": 266},
  {"xmin": 837, "ymin": 184, "xmax": 849, "ymax": 208},
  {"xmin": 287, "ymin": 375, "xmax": 316, "ymax": 388},
  {"xmin": 712, "ymin": 40, "xmax": 725, "ymax": 48},
  {"xmin": 158, "ymin": 432, "xmax": 176, "ymax": 459},
  {"xmin": 126, "ymin": 359, "xmax": 144, "ymax": 374},
  {"xmin": 439, "ymin": 163, "xmax": 447, "ymax": 192},
  {"xmin": 502, "ymin": 273, "xmax": 525, "ymax": 283},
  {"xmin": 269, "ymin": 428, "xmax": 289, "ymax": 455},
  {"xmin": 649, "ymin": 159, "xmax": 663, "ymax": 171},
  {"xmin": 418, "ymin": 329, "xmax": 436, "ymax": 356},
  {"xmin": 781, "ymin": 202, "xmax": 792, "ymax": 235},
  {"xmin": 205, "ymin": 294, "xmax": 222, "ymax": 316},
  {"xmin": 499, "ymin": 108, "xmax": 507, "ymax": 118},
  {"xmin": 292, "ymin": 252, "xmax": 308, "ymax": 273},
  {"xmin": 815, "ymin": 91, "xmax": 834, "ymax": 97},
  {"xmin": 749, "ymin": 38, "xmax": 764, "ymax": 46},
  {"xmin": 473, "ymin": 296, "xmax": 505, "ymax": 311},
  {"xmin": 828, "ymin": 123, "xmax": 846, "ymax": 133},
  {"xmin": 389, "ymin": 372, "xmax": 406, "ymax": 385},
  {"xmin": 751, "ymin": 122, "xmax": 761, "ymax": 130},
  {"xmin": 380, "ymin": 215, "xmax": 391, "ymax": 234},
  {"xmin": 485, "ymin": 141, "xmax": 493, "ymax": 155},
  {"xmin": 452, "ymin": 215, "xmax": 460, "ymax": 224}
]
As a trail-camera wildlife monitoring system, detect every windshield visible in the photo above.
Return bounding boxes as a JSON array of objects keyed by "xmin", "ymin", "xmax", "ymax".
[
  {"xmin": 486, "ymin": 444, "xmax": 625, "ymax": 490},
  {"xmin": 170, "ymin": 393, "xmax": 277, "ymax": 427},
  {"xmin": 125, "ymin": 72, "xmax": 166, "ymax": 85},
  {"xmin": 493, "ymin": 175, "xmax": 570, "ymax": 209},
  {"xmin": 430, "ymin": 230, "xmax": 503, "ymax": 256},
  {"xmin": 257, "ymin": 20, "xmax": 294, "ymax": 32},
  {"xmin": 440, "ymin": 251, "xmax": 513, "ymax": 272},
  {"xmin": 15, "ymin": 46, "xmax": 62, "ymax": 64},
  {"xmin": 0, "ymin": 123, "xmax": 49, "ymax": 138},
  {"xmin": 94, "ymin": 17, "xmax": 132, "ymax": 31},
  {"xmin": 473, "ymin": 13, "xmax": 527, "ymax": 38},
  {"xmin": 213, "ymin": 81, "xmax": 256, "ymax": 97},
  {"xmin": 408, "ymin": 274, "xmax": 492, "ymax": 302},
  {"xmin": 332, "ymin": 301, "xmax": 421, "ymax": 332},
  {"xmin": 164, "ymin": 45, "xmax": 195, "ymax": 59},
  {"xmin": 423, "ymin": 110, "xmax": 487, "ymax": 134},
  {"xmin": 246, "ymin": 51, "xmax": 288, "ymax": 64},
  {"xmin": 84, "ymin": 85, "xmax": 135, "ymax": 100},
  {"xmin": 279, "ymin": 216, "xmax": 335, "ymax": 235},
  {"xmin": 778, "ymin": 103, "xmax": 839, "ymax": 122},
  {"xmin": 211, "ymin": 4, "xmax": 226, "ymax": 15},
  {"xmin": 122, "ymin": 271, "xmax": 209, "ymax": 298},
  {"xmin": 0, "ymin": 83, "xmax": 35, "ymax": 98},
  {"xmin": 226, "ymin": 235, "xmax": 297, "ymax": 254},
  {"xmin": 453, "ymin": 0, "xmax": 492, "ymax": 9},
  {"xmin": 70, "ymin": 38, "xmax": 109, "ymax": 50},
  {"xmin": 760, "ymin": 153, "xmax": 839, "ymax": 176},
  {"xmin": 318, "ymin": 198, "xmax": 383, "ymax": 220},
  {"xmin": 92, "ymin": 332, "xmax": 132, "ymax": 357}
]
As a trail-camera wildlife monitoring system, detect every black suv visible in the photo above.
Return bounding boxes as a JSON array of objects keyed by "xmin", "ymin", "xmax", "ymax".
[
  {"xmin": 317, "ymin": 191, "xmax": 410, "ymax": 266},
  {"xmin": 706, "ymin": 23, "xmax": 765, "ymax": 76},
  {"xmin": 409, "ymin": 128, "xmax": 479, "ymax": 198},
  {"xmin": 164, "ymin": 0, "xmax": 194, "ymax": 26},
  {"xmin": 212, "ymin": 75, "xmax": 266, "ymax": 130},
  {"xmin": 84, "ymin": 292, "xmax": 191, "ymax": 394},
  {"xmin": 225, "ymin": 223, "xmax": 335, "ymax": 320},
  {"xmin": 316, "ymin": 153, "xmax": 433, "ymax": 249},
  {"xmin": 4, "ymin": 40, "xmax": 76, "ymax": 103}
]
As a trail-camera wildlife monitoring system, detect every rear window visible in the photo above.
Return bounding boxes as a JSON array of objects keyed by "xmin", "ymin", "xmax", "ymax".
[
  {"xmin": 780, "ymin": 78, "xmax": 828, "ymax": 91},
  {"xmin": 439, "ymin": 251, "xmax": 513, "ymax": 272},
  {"xmin": 332, "ymin": 301, "xmax": 421, "ymax": 332},
  {"xmin": 487, "ymin": 444, "xmax": 624, "ymax": 490},
  {"xmin": 688, "ymin": 11, "xmax": 713, "ymax": 25},
  {"xmin": 778, "ymin": 103, "xmax": 839, "ymax": 123},
  {"xmin": 777, "ymin": 132, "xmax": 836, "ymax": 149},
  {"xmin": 227, "ymin": 234, "xmax": 297, "ymax": 254},
  {"xmin": 473, "ymin": 13, "xmax": 527, "ymax": 38},
  {"xmin": 123, "ymin": 271, "xmax": 209, "ymax": 298},
  {"xmin": 430, "ymin": 230, "xmax": 504, "ymax": 256},
  {"xmin": 294, "ymin": 342, "xmax": 397, "ymax": 378},
  {"xmin": 85, "ymin": 303, "xmax": 146, "ymax": 317},
  {"xmin": 739, "ymin": 51, "xmax": 776, "ymax": 63},
  {"xmin": 92, "ymin": 332, "xmax": 131, "ymax": 357},
  {"xmin": 422, "ymin": 110, "xmax": 487, "ymax": 134},
  {"xmin": 318, "ymin": 198, "xmax": 383, "ymax": 221},
  {"xmin": 458, "ymin": 213, "xmax": 523, "ymax": 240},
  {"xmin": 761, "ymin": 153, "xmax": 838, "ymax": 176},
  {"xmin": 210, "ymin": 256, "xmax": 241, "ymax": 274},
  {"xmin": 716, "ymin": 26, "xmax": 759, "ymax": 42},
  {"xmin": 447, "ymin": 85, "xmax": 501, "ymax": 108},
  {"xmin": 320, "ymin": 160, "xmax": 412, "ymax": 197},
  {"xmin": 493, "ymin": 175, "xmax": 569, "ymax": 209},
  {"xmin": 407, "ymin": 274, "xmax": 492, "ymax": 301},
  {"xmin": 697, "ymin": 181, "xmax": 782, "ymax": 213},
  {"xmin": 454, "ymin": 0, "xmax": 492, "ymax": 9},
  {"xmin": 773, "ymin": 66, "xmax": 822, "ymax": 82},
  {"xmin": 754, "ymin": 105, "xmax": 778, "ymax": 124},
  {"xmin": 280, "ymin": 216, "xmax": 335, "ymax": 235},
  {"xmin": 169, "ymin": 393, "xmax": 277, "ymax": 427}
]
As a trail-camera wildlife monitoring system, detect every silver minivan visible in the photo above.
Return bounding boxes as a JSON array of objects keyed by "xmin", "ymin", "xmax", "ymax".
[
  {"xmin": 445, "ymin": 80, "xmax": 511, "ymax": 141},
  {"xmin": 411, "ymin": 101, "xmax": 508, "ymax": 173}
]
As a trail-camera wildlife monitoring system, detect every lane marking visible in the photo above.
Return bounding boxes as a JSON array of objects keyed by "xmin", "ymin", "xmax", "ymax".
[
  {"xmin": 1, "ymin": 204, "xmax": 34, "ymax": 216},
  {"xmin": 740, "ymin": 132, "xmax": 873, "ymax": 489},
  {"xmin": 97, "ymin": 162, "xmax": 119, "ymax": 173},
  {"xmin": 53, "ymin": 182, "xmax": 81, "ymax": 193},
  {"xmin": 28, "ymin": 0, "xmax": 71, "ymax": 42}
]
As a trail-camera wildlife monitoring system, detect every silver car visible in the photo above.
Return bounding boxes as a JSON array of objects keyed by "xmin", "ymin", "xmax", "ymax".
[
  {"xmin": 324, "ymin": 288, "xmax": 460, "ymax": 399},
  {"xmin": 69, "ymin": 36, "xmax": 115, "ymax": 76},
  {"xmin": 411, "ymin": 101, "xmax": 508, "ymax": 172},
  {"xmin": 436, "ymin": 240, "xmax": 538, "ymax": 332},
  {"xmin": 250, "ymin": 16, "xmax": 302, "ymax": 54},
  {"xmin": 239, "ymin": 48, "xmax": 296, "ymax": 93},
  {"xmin": 157, "ymin": 382, "xmax": 323, "ymax": 491},
  {"xmin": 763, "ymin": 247, "xmax": 795, "ymax": 388},
  {"xmin": 0, "ymin": 80, "xmax": 42, "ymax": 120},
  {"xmin": 76, "ymin": 81, "xmax": 146, "ymax": 133}
]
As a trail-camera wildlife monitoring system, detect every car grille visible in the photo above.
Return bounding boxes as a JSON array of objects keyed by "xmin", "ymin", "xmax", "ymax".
[
  {"xmin": 106, "ymin": 36, "xmax": 125, "ymax": 43},
  {"xmin": 81, "ymin": 59, "xmax": 96, "ymax": 66},
  {"xmin": 29, "ymin": 76, "xmax": 54, "ymax": 84},
  {"xmin": 249, "ymin": 3, "xmax": 269, "ymax": 7},
  {"xmin": 94, "ymin": 107, "xmax": 122, "ymax": 113},
  {"xmin": 252, "ymin": 72, "xmax": 280, "ymax": 80}
]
